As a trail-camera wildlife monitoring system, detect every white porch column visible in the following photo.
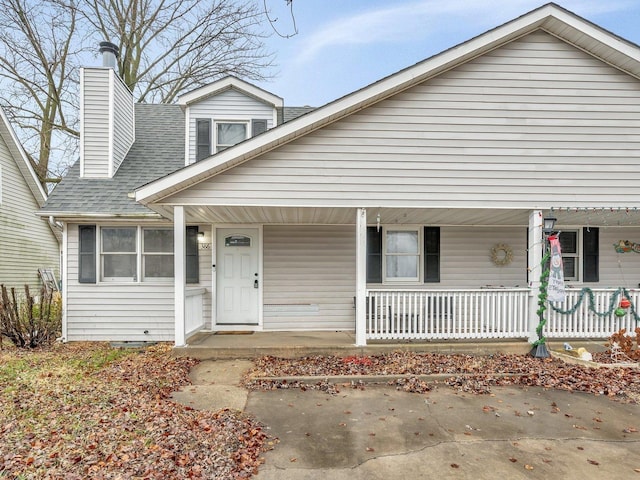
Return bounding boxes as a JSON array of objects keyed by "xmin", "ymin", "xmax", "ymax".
[
  {"xmin": 355, "ymin": 207, "xmax": 367, "ymax": 346},
  {"xmin": 174, "ymin": 206, "xmax": 186, "ymax": 347},
  {"xmin": 527, "ymin": 210, "xmax": 543, "ymax": 342}
]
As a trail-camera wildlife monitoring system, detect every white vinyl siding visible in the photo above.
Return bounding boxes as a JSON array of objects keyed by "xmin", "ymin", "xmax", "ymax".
[
  {"xmin": 166, "ymin": 32, "xmax": 640, "ymax": 209},
  {"xmin": 187, "ymin": 89, "xmax": 274, "ymax": 164},
  {"xmin": 81, "ymin": 68, "xmax": 133, "ymax": 178},
  {"xmin": 262, "ymin": 225, "xmax": 356, "ymax": 330},
  {"xmin": 112, "ymin": 73, "xmax": 134, "ymax": 173},
  {"xmin": 66, "ymin": 223, "xmax": 174, "ymax": 341},
  {"xmin": 0, "ymin": 135, "xmax": 59, "ymax": 290},
  {"xmin": 81, "ymin": 69, "xmax": 110, "ymax": 178}
]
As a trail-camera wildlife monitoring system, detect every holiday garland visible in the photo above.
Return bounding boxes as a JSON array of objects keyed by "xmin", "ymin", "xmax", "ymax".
[
  {"xmin": 531, "ymin": 250, "xmax": 551, "ymax": 348},
  {"xmin": 549, "ymin": 286, "xmax": 640, "ymax": 322}
]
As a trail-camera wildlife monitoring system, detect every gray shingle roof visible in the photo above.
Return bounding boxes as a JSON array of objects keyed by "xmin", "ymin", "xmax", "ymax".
[
  {"xmin": 278, "ymin": 106, "xmax": 315, "ymax": 124},
  {"xmin": 42, "ymin": 104, "xmax": 184, "ymax": 216}
]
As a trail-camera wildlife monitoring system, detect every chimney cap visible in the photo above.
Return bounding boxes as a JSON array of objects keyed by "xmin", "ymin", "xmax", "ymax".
[{"xmin": 99, "ymin": 41, "xmax": 119, "ymax": 57}]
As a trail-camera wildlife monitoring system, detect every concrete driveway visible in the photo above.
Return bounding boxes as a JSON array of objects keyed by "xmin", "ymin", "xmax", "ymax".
[
  {"xmin": 171, "ymin": 360, "xmax": 640, "ymax": 479},
  {"xmin": 246, "ymin": 385, "xmax": 640, "ymax": 479}
]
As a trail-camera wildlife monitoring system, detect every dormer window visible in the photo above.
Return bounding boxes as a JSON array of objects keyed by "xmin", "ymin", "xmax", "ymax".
[{"xmin": 215, "ymin": 121, "xmax": 248, "ymax": 152}]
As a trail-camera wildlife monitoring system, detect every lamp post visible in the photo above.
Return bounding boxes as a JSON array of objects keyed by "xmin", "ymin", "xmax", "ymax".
[{"xmin": 531, "ymin": 216, "xmax": 557, "ymax": 358}]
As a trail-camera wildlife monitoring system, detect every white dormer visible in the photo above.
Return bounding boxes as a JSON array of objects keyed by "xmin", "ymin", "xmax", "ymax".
[{"xmin": 178, "ymin": 76, "xmax": 283, "ymax": 165}]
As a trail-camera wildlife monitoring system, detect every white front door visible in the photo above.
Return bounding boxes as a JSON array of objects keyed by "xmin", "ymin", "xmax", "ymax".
[{"xmin": 216, "ymin": 228, "xmax": 259, "ymax": 325}]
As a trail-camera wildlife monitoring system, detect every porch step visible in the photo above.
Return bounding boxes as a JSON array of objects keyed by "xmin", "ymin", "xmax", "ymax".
[{"xmin": 172, "ymin": 331, "xmax": 532, "ymax": 360}]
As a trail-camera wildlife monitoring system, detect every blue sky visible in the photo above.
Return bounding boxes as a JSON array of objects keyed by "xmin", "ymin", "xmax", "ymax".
[{"xmin": 258, "ymin": 0, "xmax": 640, "ymax": 107}]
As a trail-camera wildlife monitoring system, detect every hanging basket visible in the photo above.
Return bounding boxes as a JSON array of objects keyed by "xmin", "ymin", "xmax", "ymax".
[{"xmin": 491, "ymin": 243, "xmax": 513, "ymax": 267}]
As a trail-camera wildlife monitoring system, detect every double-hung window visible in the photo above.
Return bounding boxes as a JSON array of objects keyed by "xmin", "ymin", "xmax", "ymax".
[
  {"xmin": 142, "ymin": 228, "xmax": 174, "ymax": 281},
  {"xmin": 557, "ymin": 228, "xmax": 599, "ymax": 283},
  {"xmin": 215, "ymin": 122, "xmax": 248, "ymax": 152},
  {"xmin": 101, "ymin": 227, "xmax": 137, "ymax": 282},
  {"xmin": 385, "ymin": 229, "xmax": 420, "ymax": 282}
]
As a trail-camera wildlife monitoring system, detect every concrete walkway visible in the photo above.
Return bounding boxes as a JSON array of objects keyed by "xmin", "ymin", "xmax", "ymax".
[{"xmin": 171, "ymin": 355, "xmax": 640, "ymax": 479}]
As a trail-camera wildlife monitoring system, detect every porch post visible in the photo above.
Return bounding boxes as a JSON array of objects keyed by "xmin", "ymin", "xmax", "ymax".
[
  {"xmin": 174, "ymin": 206, "xmax": 186, "ymax": 347},
  {"xmin": 355, "ymin": 207, "xmax": 367, "ymax": 346},
  {"xmin": 527, "ymin": 210, "xmax": 543, "ymax": 343}
]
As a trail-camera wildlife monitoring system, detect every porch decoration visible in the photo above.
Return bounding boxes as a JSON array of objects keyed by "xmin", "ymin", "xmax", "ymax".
[
  {"xmin": 531, "ymin": 216, "xmax": 558, "ymax": 358},
  {"xmin": 614, "ymin": 240, "xmax": 640, "ymax": 253},
  {"xmin": 549, "ymin": 287, "xmax": 640, "ymax": 322},
  {"xmin": 531, "ymin": 248, "xmax": 552, "ymax": 358},
  {"xmin": 490, "ymin": 243, "xmax": 513, "ymax": 266}
]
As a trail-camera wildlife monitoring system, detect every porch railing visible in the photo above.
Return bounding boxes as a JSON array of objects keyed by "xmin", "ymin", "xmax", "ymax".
[
  {"xmin": 185, "ymin": 287, "xmax": 206, "ymax": 337},
  {"xmin": 546, "ymin": 288, "xmax": 640, "ymax": 339},
  {"xmin": 366, "ymin": 288, "xmax": 530, "ymax": 340}
]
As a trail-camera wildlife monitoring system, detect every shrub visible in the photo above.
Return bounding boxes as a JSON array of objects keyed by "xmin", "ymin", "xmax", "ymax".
[{"xmin": 0, "ymin": 284, "xmax": 62, "ymax": 348}]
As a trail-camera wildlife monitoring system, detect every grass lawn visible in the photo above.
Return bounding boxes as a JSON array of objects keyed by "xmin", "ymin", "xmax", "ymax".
[{"xmin": 0, "ymin": 342, "xmax": 268, "ymax": 479}]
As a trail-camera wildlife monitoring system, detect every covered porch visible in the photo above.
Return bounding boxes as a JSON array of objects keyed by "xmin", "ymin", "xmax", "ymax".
[{"xmin": 169, "ymin": 205, "xmax": 640, "ymax": 348}]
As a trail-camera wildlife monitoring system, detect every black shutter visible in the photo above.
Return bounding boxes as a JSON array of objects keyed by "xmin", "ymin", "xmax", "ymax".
[
  {"xmin": 583, "ymin": 227, "xmax": 599, "ymax": 282},
  {"xmin": 78, "ymin": 225, "xmax": 96, "ymax": 283},
  {"xmin": 196, "ymin": 119, "xmax": 211, "ymax": 161},
  {"xmin": 186, "ymin": 226, "xmax": 199, "ymax": 284},
  {"xmin": 366, "ymin": 227, "xmax": 382, "ymax": 283},
  {"xmin": 424, "ymin": 227, "xmax": 440, "ymax": 283},
  {"xmin": 251, "ymin": 119, "xmax": 268, "ymax": 137}
]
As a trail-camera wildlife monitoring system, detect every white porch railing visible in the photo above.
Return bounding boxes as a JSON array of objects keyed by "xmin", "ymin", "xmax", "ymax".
[
  {"xmin": 185, "ymin": 287, "xmax": 206, "ymax": 337},
  {"xmin": 546, "ymin": 288, "xmax": 640, "ymax": 338},
  {"xmin": 366, "ymin": 289, "xmax": 530, "ymax": 340}
]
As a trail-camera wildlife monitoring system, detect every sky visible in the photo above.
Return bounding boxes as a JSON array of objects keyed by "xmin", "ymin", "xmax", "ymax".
[{"xmin": 257, "ymin": 0, "xmax": 640, "ymax": 107}]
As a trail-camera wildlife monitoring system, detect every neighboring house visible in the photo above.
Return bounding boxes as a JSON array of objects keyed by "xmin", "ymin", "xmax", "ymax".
[
  {"xmin": 43, "ymin": 3, "xmax": 640, "ymax": 346},
  {"xmin": 0, "ymin": 107, "xmax": 60, "ymax": 291}
]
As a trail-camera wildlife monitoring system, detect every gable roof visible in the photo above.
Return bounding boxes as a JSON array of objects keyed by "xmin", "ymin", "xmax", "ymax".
[
  {"xmin": 41, "ymin": 104, "xmax": 185, "ymax": 217},
  {"xmin": 178, "ymin": 75, "xmax": 283, "ymax": 108},
  {"xmin": 135, "ymin": 3, "xmax": 640, "ymax": 206},
  {"xmin": 0, "ymin": 107, "xmax": 47, "ymax": 206}
]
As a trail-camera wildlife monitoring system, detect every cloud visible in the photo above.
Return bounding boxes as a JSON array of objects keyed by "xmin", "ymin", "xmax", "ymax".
[{"xmin": 293, "ymin": 0, "xmax": 636, "ymax": 64}]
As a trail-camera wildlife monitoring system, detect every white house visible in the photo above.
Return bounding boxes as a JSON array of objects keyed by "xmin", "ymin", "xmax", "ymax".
[
  {"xmin": 43, "ymin": 4, "xmax": 640, "ymax": 346},
  {"xmin": 0, "ymin": 107, "xmax": 60, "ymax": 291}
]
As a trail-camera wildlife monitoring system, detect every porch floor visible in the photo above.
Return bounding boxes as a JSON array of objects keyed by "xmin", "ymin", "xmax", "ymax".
[{"xmin": 173, "ymin": 330, "xmax": 541, "ymax": 360}]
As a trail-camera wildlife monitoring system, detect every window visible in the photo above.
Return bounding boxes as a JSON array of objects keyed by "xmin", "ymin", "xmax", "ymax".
[
  {"xmin": 215, "ymin": 122, "xmax": 247, "ymax": 152},
  {"xmin": 142, "ymin": 228, "xmax": 174, "ymax": 280},
  {"xmin": 558, "ymin": 231, "xmax": 578, "ymax": 281},
  {"xmin": 367, "ymin": 226, "xmax": 440, "ymax": 284},
  {"xmin": 557, "ymin": 228, "xmax": 599, "ymax": 282},
  {"xmin": 79, "ymin": 226, "xmax": 199, "ymax": 284},
  {"xmin": 385, "ymin": 229, "xmax": 420, "ymax": 281},
  {"xmin": 195, "ymin": 119, "xmax": 211, "ymax": 161},
  {"xmin": 101, "ymin": 227, "xmax": 137, "ymax": 281}
]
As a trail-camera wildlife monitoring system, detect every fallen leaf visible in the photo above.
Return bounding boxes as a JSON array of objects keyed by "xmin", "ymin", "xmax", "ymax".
[
  {"xmin": 524, "ymin": 464, "xmax": 534, "ymax": 470},
  {"xmin": 509, "ymin": 457, "xmax": 518, "ymax": 463},
  {"xmin": 450, "ymin": 464, "xmax": 459, "ymax": 468},
  {"xmin": 588, "ymin": 459, "xmax": 600, "ymax": 466},
  {"xmin": 366, "ymin": 447, "xmax": 375, "ymax": 452},
  {"xmin": 290, "ymin": 458, "xmax": 297, "ymax": 463}
]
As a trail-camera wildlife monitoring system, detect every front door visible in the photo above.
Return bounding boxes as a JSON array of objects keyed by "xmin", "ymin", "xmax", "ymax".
[{"xmin": 216, "ymin": 228, "xmax": 259, "ymax": 325}]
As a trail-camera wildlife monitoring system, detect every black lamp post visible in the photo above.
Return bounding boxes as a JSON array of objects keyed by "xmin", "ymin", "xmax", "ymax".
[{"xmin": 531, "ymin": 216, "xmax": 557, "ymax": 358}]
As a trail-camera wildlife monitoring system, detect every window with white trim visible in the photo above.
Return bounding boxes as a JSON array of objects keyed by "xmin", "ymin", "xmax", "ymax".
[
  {"xmin": 142, "ymin": 228, "xmax": 174, "ymax": 280},
  {"xmin": 215, "ymin": 121, "xmax": 248, "ymax": 152},
  {"xmin": 101, "ymin": 227, "xmax": 137, "ymax": 282},
  {"xmin": 558, "ymin": 230, "xmax": 579, "ymax": 281},
  {"xmin": 384, "ymin": 229, "xmax": 420, "ymax": 282}
]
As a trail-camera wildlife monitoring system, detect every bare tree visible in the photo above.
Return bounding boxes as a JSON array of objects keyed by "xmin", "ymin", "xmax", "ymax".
[
  {"xmin": 0, "ymin": 0, "xmax": 274, "ymax": 185},
  {"xmin": 0, "ymin": 0, "xmax": 84, "ymax": 183},
  {"xmin": 82, "ymin": 0, "xmax": 274, "ymax": 104}
]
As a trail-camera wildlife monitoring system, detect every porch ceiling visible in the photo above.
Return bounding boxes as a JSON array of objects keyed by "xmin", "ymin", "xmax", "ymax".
[{"xmin": 178, "ymin": 205, "xmax": 640, "ymax": 227}]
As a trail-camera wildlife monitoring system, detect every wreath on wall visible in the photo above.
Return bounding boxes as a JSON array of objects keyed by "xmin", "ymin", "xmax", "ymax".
[{"xmin": 491, "ymin": 243, "xmax": 513, "ymax": 267}]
